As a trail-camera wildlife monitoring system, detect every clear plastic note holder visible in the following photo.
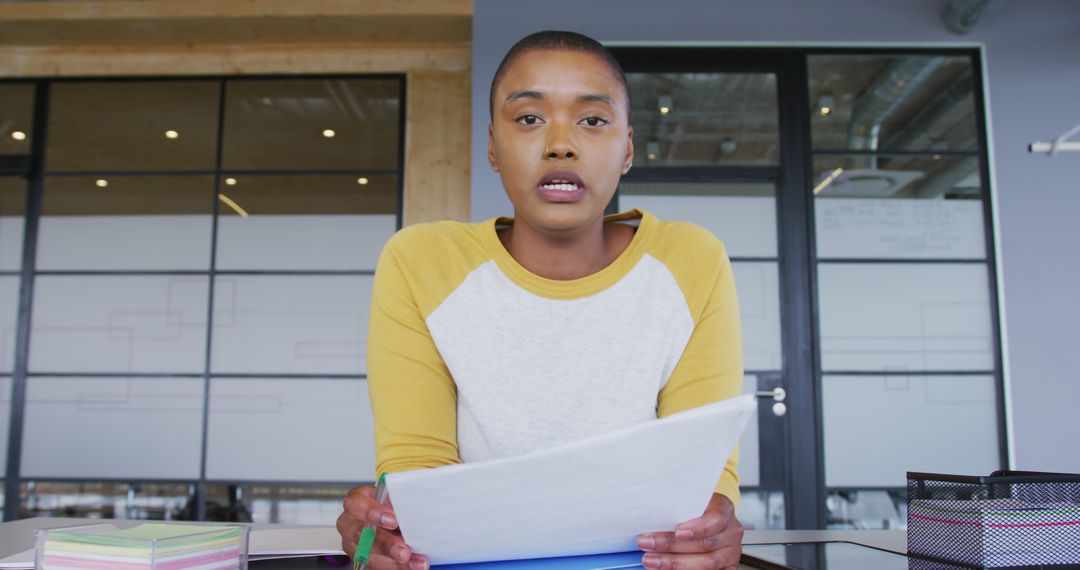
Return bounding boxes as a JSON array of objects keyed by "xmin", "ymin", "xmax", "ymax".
[{"xmin": 34, "ymin": 522, "xmax": 250, "ymax": 570}]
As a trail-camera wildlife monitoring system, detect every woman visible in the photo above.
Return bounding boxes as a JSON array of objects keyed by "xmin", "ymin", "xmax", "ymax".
[{"xmin": 338, "ymin": 31, "xmax": 745, "ymax": 570}]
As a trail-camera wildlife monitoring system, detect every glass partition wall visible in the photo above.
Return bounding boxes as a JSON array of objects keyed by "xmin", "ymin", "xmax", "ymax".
[
  {"xmin": 1, "ymin": 77, "xmax": 403, "ymax": 522},
  {"xmin": 612, "ymin": 48, "xmax": 1003, "ymax": 530},
  {"xmin": 2, "ymin": 50, "xmax": 1004, "ymax": 529}
]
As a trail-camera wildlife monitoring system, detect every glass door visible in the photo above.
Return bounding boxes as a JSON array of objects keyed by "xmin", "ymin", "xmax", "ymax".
[{"xmin": 613, "ymin": 59, "xmax": 795, "ymax": 529}]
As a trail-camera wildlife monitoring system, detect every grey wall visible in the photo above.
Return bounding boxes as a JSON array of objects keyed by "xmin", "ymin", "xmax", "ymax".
[{"xmin": 471, "ymin": 0, "xmax": 1080, "ymax": 472}]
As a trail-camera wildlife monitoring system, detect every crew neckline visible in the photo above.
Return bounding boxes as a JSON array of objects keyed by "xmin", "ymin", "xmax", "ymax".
[{"xmin": 480, "ymin": 209, "xmax": 655, "ymax": 300}]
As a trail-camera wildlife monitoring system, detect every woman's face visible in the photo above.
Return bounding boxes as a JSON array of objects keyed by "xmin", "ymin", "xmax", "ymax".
[{"xmin": 488, "ymin": 49, "xmax": 633, "ymax": 236}]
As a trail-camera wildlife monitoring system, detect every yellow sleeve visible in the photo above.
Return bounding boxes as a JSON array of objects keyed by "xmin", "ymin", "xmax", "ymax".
[
  {"xmin": 367, "ymin": 227, "xmax": 463, "ymax": 477},
  {"xmin": 654, "ymin": 226, "xmax": 744, "ymax": 506}
]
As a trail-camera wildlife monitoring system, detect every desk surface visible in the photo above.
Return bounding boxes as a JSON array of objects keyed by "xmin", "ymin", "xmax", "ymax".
[{"xmin": 0, "ymin": 517, "xmax": 906, "ymax": 568}]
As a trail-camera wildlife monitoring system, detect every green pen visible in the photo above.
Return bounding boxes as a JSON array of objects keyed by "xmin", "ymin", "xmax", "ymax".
[{"xmin": 354, "ymin": 473, "xmax": 388, "ymax": 570}]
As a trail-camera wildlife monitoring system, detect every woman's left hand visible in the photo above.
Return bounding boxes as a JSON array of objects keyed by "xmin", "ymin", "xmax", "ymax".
[{"xmin": 637, "ymin": 493, "xmax": 743, "ymax": 570}]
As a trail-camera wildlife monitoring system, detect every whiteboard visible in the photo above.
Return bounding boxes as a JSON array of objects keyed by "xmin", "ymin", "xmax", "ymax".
[{"xmin": 816, "ymin": 198, "xmax": 986, "ymax": 259}]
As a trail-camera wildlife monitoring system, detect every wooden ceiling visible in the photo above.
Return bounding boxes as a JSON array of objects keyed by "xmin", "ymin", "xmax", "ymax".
[{"xmin": 0, "ymin": 0, "xmax": 471, "ymax": 46}]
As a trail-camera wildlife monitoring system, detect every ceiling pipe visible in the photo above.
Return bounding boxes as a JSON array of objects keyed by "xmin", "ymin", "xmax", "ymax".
[
  {"xmin": 942, "ymin": 0, "xmax": 1009, "ymax": 35},
  {"xmin": 884, "ymin": 72, "xmax": 973, "ymax": 151},
  {"xmin": 847, "ymin": 56, "xmax": 947, "ymax": 167}
]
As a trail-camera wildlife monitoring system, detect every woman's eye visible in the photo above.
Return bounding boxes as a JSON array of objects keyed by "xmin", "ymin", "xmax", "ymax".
[
  {"xmin": 516, "ymin": 115, "xmax": 541, "ymax": 125},
  {"xmin": 582, "ymin": 116, "xmax": 607, "ymax": 127}
]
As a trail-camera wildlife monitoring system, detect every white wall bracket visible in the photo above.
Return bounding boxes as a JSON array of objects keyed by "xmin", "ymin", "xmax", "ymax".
[{"xmin": 1029, "ymin": 122, "xmax": 1080, "ymax": 155}]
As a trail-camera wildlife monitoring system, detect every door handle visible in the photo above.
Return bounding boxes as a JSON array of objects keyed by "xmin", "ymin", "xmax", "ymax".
[
  {"xmin": 753, "ymin": 387, "xmax": 787, "ymax": 417},
  {"xmin": 754, "ymin": 387, "xmax": 786, "ymax": 402}
]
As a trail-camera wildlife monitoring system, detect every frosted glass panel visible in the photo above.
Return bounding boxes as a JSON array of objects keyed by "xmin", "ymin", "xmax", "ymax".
[
  {"xmin": 206, "ymin": 378, "xmax": 374, "ymax": 481},
  {"xmin": 30, "ymin": 276, "xmax": 209, "ymax": 373},
  {"xmin": 214, "ymin": 174, "xmax": 397, "ymax": 270},
  {"xmin": 823, "ymin": 374, "xmax": 999, "ymax": 487},
  {"xmin": 38, "ymin": 176, "xmax": 213, "ymax": 271},
  {"xmin": 0, "ymin": 276, "xmax": 17, "ymax": 373},
  {"xmin": 818, "ymin": 263, "xmax": 993, "ymax": 371},
  {"xmin": 0, "ymin": 377, "xmax": 10, "ymax": 474},
  {"xmin": 217, "ymin": 214, "xmax": 393, "ymax": 270},
  {"xmin": 620, "ymin": 185, "xmax": 776, "ymax": 258},
  {"xmin": 816, "ymin": 198, "xmax": 986, "ymax": 259},
  {"xmin": 732, "ymin": 263, "xmax": 781, "ymax": 371},
  {"xmin": 0, "ymin": 217, "xmax": 22, "ymax": 271},
  {"xmin": 1, "ymin": 177, "xmax": 26, "ymax": 270},
  {"xmin": 211, "ymin": 276, "xmax": 372, "ymax": 375},
  {"xmin": 21, "ymin": 377, "xmax": 204, "ymax": 479},
  {"xmin": 739, "ymin": 375, "xmax": 760, "ymax": 487}
]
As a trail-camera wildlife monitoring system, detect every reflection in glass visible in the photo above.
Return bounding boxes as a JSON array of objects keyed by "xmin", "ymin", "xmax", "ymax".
[
  {"xmin": 808, "ymin": 55, "xmax": 978, "ymax": 152},
  {"xmin": 22, "ymin": 377, "xmax": 204, "ymax": 479},
  {"xmin": 0, "ymin": 178, "xmax": 25, "ymax": 270},
  {"xmin": 627, "ymin": 73, "xmax": 779, "ymax": 166},
  {"xmin": 823, "ymin": 374, "xmax": 998, "ymax": 488},
  {"xmin": 210, "ymin": 276, "xmax": 372, "ymax": 375},
  {"xmin": 207, "ymin": 484, "xmax": 351, "ymax": 525},
  {"xmin": 737, "ymin": 490, "xmax": 786, "ymax": 531},
  {"xmin": 38, "ymin": 176, "xmax": 213, "ymax": 270},
  {"xmin": 20, "ymin": 481, "xmax": 193, "ymax": 520},
  {"xmin": 812, "ymin": 155, "xmax": 986, "ymax": 260},
  {"xmin": 215, "ymin": 174, "xmax": 396, "ymax": 270},
  {"xmin": 0, "ymin": 84, "xmax": 35, "ymax": 154},
  {"xmin": 30, "ymin": 276, "xmax": 209, "ymax": 373},
  {"xmin": 826, "ymin": 490, "xmax": 907, "ymax": 530},
  {"xmin": 620, "ymin": 182, "xmax": 776, "ymax": 257},
  {"xmin": 817, "ymin": 263, "xmax": 993, "ymax": 371},
  {"xmin": 46, "ymin": 81, "xmax": 220, "ymax": 172},
  {"xmin": 206, "ymin": 378, "xmax": 374, "ymax": 481},
  {"xmin": 221, "ymin": 79, "xmax": 402, "ymax": 170},
  {"xmin": 812, "ymin": 154, "xmax": 981, "ymax": 200}
]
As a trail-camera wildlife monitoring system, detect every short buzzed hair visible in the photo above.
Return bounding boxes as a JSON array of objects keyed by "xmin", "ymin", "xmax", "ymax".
[{"xmin": 488, "ymin": 30, "xmax": 631, "ymax": 122}]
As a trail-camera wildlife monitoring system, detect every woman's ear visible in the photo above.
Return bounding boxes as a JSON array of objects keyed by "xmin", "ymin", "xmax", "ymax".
[
  {"xmin": 487, "ymin": 123, "xmax": 500, "ymax": 172},
  {"xmin": 622, "ymin": 126, "xmax": 635, "ymax": 175}
]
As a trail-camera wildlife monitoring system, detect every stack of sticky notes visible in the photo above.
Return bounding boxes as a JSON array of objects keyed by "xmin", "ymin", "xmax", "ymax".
[{"xmin": 35, "ymin": 523, "xmax": 248, "ymax": 570}]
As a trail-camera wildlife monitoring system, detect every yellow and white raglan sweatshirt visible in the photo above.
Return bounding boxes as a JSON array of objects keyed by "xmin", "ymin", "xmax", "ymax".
[{"xmin": 367, "ymin": 209, "xmax": 745, "ymax": 503}]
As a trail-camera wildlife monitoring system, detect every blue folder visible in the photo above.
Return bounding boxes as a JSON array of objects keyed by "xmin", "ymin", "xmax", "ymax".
[{"xmin": 433, "ymin": 550, "xmax": 644, "ymax": 569}]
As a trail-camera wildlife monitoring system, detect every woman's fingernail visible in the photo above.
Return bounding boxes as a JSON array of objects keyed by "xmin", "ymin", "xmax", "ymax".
[
  {"xmin": 675, "ymin": 528, "xmax": 693, "ymax": 541},
  {"xmin": 381, "ymin": 513, "xmax": 398, "ymax": 527},
  {"xmin": 395, "ymin": 545, "xmax": 410, "ymax": 562},
  {"xmin": 642, "ymin": 554, "xmax": 661, "ymax": 569},
  {"xmin": 637, "ymin": 536, "xmax": 655, "ymax": 550},
  {"xmin": 409, "ymin": 559, "xmax": 428, "ymax": 570}
]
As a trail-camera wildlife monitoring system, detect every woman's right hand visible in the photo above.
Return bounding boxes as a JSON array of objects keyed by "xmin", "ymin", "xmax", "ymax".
[{"xmin": 337, "ymin": 485, "xmax": 430, "ymax": 570}]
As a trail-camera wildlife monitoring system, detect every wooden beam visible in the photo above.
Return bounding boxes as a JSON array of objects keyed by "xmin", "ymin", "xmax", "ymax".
[
  {"xmin": 0, "ymin": 43, "xmax": 470, "ymax": 76},
  {"xmin": 404, "ymin": 71, "xmax": 471, "ymax": 225},
  {"xmin": 0, "ymin": 0, "xmax": 472, "ymax": 21}
]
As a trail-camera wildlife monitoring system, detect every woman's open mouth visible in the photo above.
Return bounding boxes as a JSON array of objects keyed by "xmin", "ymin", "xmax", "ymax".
[{"xmin": 536, "ymin": 170, "xmax": 587, "ymax": 203}]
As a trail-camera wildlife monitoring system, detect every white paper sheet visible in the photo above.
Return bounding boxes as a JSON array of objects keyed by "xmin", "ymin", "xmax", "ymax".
[{"xmin": 387, "ymin": 394, "xmax": 757, "ymax": 565}]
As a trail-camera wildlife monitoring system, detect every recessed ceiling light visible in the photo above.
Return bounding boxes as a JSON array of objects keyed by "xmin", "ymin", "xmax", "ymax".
[
  {"xmin": 357, "ymin": 177, "xmax": 369, "ymax": 185},
  {"xmin": 646, "ymin": 141, "xmax": 660, "ymax": 161},
  {"xmin": 10, "ymin": 131, "xmax": 27, "ymax": 141},
  {"xmin": 322, "ymin": 129, "xmax": 336, "ymax": 138},
  {"xmin": 95, "ymin": 179, "xmax": 109, "ymax": 188},
  {"xmin": 225, "ymin": 177, "xmax": 238, "ymax": 186},
  {"xmin": 165, "ymin": 130, "xmax": 179, "ymax": 139},
  {"xmin": 816, "ymin": 95, "xmax": 835, "ymax": 117},
  {"xmin": 658, "ymin": 95, "xmax": 673, "ymax": 116}
]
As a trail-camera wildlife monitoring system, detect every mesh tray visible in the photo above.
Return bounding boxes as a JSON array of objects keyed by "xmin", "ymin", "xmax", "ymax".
[{"xmin": 908, "ymin": 471, "xmax": 1080, "ymax": 569}]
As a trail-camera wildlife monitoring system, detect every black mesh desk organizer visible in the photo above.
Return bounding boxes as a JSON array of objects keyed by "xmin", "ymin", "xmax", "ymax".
[{"xmin": 908, "ymin": 471, "xmax": 1080, "ymax": 569}]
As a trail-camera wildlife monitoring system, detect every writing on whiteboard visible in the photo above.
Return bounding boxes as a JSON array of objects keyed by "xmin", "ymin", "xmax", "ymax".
[{"xmin": 816, "ymin": 199, "xmax": 986, "ymax": 258}]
